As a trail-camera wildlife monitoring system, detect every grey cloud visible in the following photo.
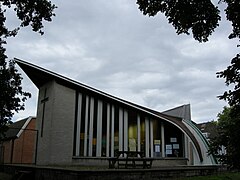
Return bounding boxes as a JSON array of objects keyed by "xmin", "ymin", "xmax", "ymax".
[{"xmin": 9, "ymin": 0, "xmax": 233, "ymax": 123}]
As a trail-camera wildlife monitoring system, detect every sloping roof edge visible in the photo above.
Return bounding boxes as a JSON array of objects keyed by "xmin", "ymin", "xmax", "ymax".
[
  {"xmin": 3, "ymin": 116, "xmax": 36, "ymax": 140},
  {"xmin": 14, "ymin": 58, "xmax": 178, "ymax": 123},
  {"xmin": 16, "ymin": 116, "xmax": 35, "ymax": 138}
]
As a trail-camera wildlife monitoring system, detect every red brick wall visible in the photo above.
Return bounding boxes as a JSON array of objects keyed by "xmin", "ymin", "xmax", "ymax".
[
  {"xmin": 3, "ymin": 118, "xmax": 37, "ymax": 164},
  {"xmin": 3, "ymin": 140, "xmax": 12, "ymax": 164}
]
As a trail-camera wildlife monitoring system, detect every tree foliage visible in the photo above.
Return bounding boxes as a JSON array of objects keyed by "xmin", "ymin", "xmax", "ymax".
[
  {"xmin": 0, "ymin": 0, "xmax": 56, "ymax": 139},
  {"xmin": 208, "ymin": 106, "xmax": 240, "ymax": 169},
  {"xmin": 137, "ymin": 0, "xmax": 221, "ymax": 42},
  {"xmin": 217, "ymin": 53, "xmax": 240, "ymax": 106}
]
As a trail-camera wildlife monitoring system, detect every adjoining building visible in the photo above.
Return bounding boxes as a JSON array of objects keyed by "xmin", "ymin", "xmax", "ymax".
[
  {"xmin": 1, "ymin": 116, "xmax": 37, "ymax": 164},
  {"xmin": 197, "ymin": 121, "xmax": 226, "ymax": 159},
  {"xmin": 15, "ymin": 58, "xmax": 216, "ymax": 166},
  {"xmin": 197, "ymin": 121, "xmax": 218, "ymax": 142}
]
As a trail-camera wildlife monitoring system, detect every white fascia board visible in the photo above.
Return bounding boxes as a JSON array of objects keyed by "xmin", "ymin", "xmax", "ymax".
[{"xmin": 16, "ymin": 116, "xmax": 35, "ymax": 138}]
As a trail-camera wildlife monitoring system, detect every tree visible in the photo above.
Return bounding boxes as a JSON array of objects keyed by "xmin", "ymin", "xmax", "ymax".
[
  {"xmin": 208, "ymin": 106, "xmax": 240, "ymax": 169},
  {"xmin": 0, "ymin": 0, "xmax": 56, "ymax": 139},
  {"xmin": 217, "ymin": 54, "xmax": 240, "ymax": 107},
  {"xmin": 136, "ymin": 0, "xmax": 240, "ymax": 107}
]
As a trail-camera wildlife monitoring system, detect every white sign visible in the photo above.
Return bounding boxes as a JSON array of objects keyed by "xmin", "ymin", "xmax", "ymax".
[
  {"xmin": 170, "ymin": 137, "xmax": 177, "ymax": 143},
  {"xmin": 173, "ymin": 144, "xmax": 179, "ymax": 149},
  {"xmin": 155, "ymin": 145, "xmax": 160, "ymax": 152},
  {"xmin": 166, "ymin": 149, "xmax": 172, "ymax": 155},
  {"xmin": 166, "ymin": 144, "xmax": 172, "ymax": 150}
]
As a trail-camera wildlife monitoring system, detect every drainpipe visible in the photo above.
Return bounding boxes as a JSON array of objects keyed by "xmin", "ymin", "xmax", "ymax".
[
  {"xmin": 34, "ymin": 130, "xmax": 39, "ymax": 164},
  {"xmin": 10, "ymin": 139, "xmax": 15, "ymax": 164}
]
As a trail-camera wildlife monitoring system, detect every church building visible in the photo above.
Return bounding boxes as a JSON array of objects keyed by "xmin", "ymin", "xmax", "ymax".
[{"xmin": 15, "ymin": 58, "xmax": 216, "ymax": 167}]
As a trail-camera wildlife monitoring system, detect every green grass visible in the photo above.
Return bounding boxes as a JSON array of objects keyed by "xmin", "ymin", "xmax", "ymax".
[
  {"xmin": 0, "ymin": 172, "xmax": 12, "ymax": 180},
  {"xmin": 178, "ymin": 172, "xmax": 240, "ymax": 180},
  {"xmin": 0, "ymin": 170, "xmax": 239, "ymax": 180}
]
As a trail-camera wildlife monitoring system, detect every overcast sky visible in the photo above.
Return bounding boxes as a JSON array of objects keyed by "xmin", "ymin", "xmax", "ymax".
[{"xmin": 6, "ymin": 0, "xmax": 238, "ymax": 123}]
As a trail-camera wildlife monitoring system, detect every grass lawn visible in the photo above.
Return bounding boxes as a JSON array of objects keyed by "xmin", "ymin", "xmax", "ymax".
[
  {"xmin": 178, "ymin": 172, "xmax": 240, "ymax": 180},
  {"xmin": 0, "ymin": 170, "xmax": 239, "ymax": 180},
  {"xmin": 0, "ymin": 172, "xmax": 12, "ymax": 180}
]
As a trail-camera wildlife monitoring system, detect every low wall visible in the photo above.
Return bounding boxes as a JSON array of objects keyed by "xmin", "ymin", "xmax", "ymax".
[
  {"xmin": 1, "ymin": 164, "xmax": 220, "ymax": 180},
  {"xmin": 152, "ymin": 158, "xmax": 188, "ymax": 167},
  {"xmin": 71, "ymin": 157, "xmax": 188, "ymax": 167}
]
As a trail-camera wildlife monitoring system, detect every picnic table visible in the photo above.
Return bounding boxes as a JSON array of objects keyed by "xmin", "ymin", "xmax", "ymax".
[{"xmin": 108, "ymin": 151, "xmax": 153, "ymax": 169}]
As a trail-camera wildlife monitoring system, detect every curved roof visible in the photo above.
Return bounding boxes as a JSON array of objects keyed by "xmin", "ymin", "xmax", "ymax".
[{"xmin": 15, "ymin": 58, "xmax": 203, "ymax": 162}]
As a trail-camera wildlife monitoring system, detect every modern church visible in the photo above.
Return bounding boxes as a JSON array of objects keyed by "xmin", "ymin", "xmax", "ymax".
[{"xmin": 15, "ymin": 58, "xmax": 216, "ymax": 167}]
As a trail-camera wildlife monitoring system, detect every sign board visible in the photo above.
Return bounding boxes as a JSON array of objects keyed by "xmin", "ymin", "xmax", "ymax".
[
  {"xmin": 173, "ymin": 144, "xmax": 179, "ymax": 149},
  {"xmin": 170, "ymin": 137, "xmax": 177, "ymax": 143},
  {"xmin": 155, "ymin": 145, "xmax": 160, "ymax": 152},
  {"xmin": 166, "ymin": 144, "xmax": 172, "ymax": 155},
  {"xmin": 154, "ymin": 140, "xmax": 161, "ymax": 145}
]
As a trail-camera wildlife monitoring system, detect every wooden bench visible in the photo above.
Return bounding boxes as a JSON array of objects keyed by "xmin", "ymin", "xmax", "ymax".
[{"xmin": 108, "ymin": 151, "xmax": 153, "ymax": 169}]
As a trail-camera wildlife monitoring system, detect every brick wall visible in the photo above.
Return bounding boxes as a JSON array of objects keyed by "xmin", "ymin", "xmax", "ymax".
[
  {"xmin": 3, "ymin": 118, "xmax": 37, "ymax": 164},
  {"xmin": 3, "ymin": 141, "xmax": 12, "ymax": 164}
]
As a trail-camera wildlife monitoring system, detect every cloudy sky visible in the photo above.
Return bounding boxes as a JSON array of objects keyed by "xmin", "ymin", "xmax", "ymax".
[{"xmin": 6, "ymin": 0, "xmax": 238, "ymax": 123}]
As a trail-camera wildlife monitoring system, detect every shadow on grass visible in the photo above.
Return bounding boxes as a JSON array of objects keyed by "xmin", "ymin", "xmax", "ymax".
[
  {"xmin": 177, "ymin": 172, "xmax": 240, "ymax": 180},
  {"xmin": 0, "ymin": 172, "xmax": 12, "ymax": 180}
]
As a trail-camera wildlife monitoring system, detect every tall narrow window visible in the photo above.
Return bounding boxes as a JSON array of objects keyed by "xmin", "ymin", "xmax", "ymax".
[
  {"xmin": 128, "ymin": 111, "xmax": 137, "ymax": 152},
  {"xmin": 164, "ymin": 122, "xmax": 183, "ymax": 157},
  {"xmin": 80, "ymin": 94, "xmax": 86, "ymax": 156},
  {"xmin": 140, "ymin": 116, "xmax": 145, "ymax": 153},
  {"xmin": 114, "ymin": 106, "xmax": 119, "ymax": 157},
  {"xmin": 152, "ymin": 119, "xmax": 161, "ymax": 157},
  {"xmin": 102, "ymin": 102, "xmax": 107, "ymax": 157}
]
